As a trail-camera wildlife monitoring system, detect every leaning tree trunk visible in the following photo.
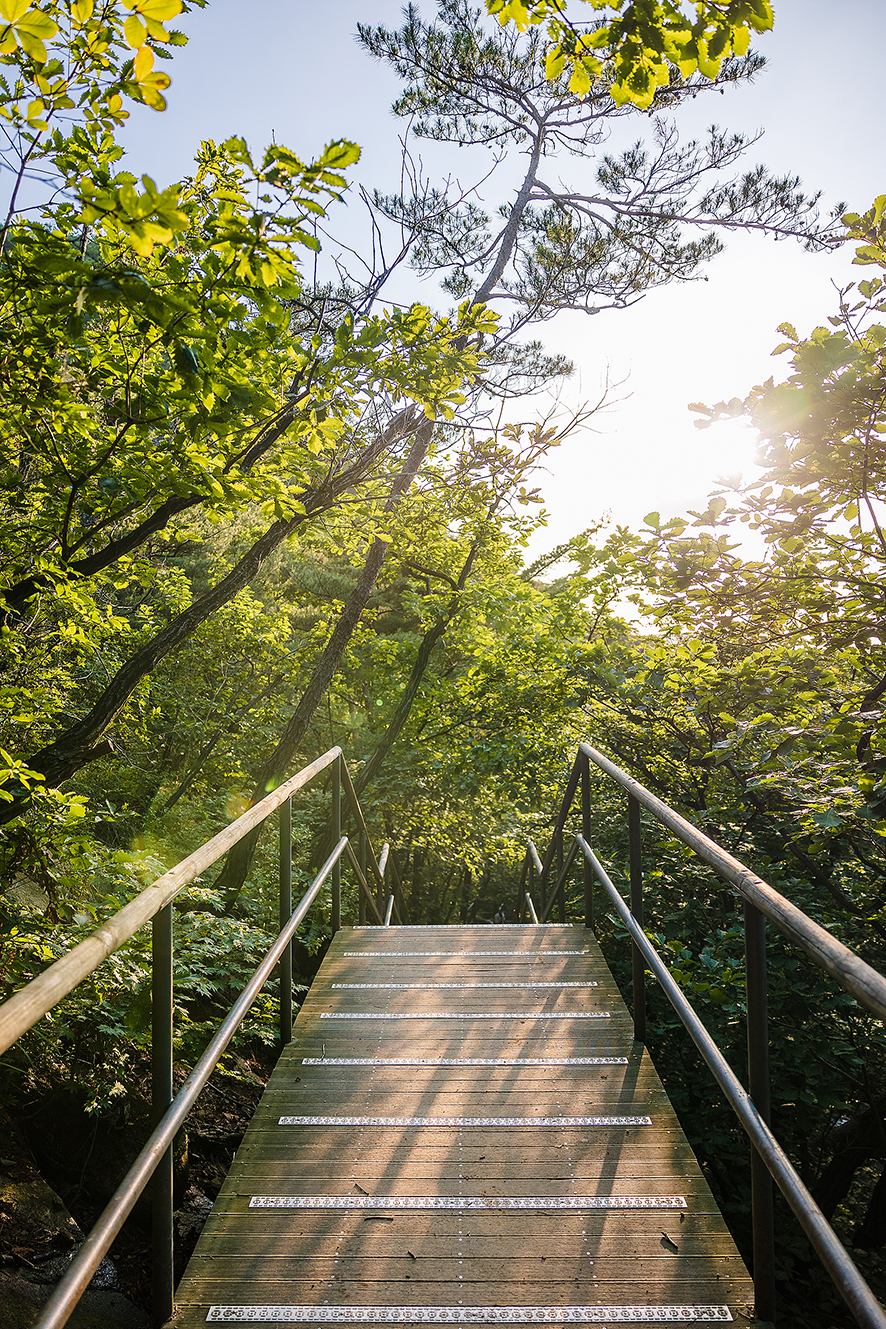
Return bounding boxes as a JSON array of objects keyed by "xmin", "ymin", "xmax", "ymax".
[
  {"xmin": 352, "ymin": 535, "xmax": 482, "ymax": 800},
  {"xmin": 2, "ymin": 395, "xmax": 309, "ymax": 621},
  {"xmin": 217, "ymin": 417, "xmax": 435, "ymax": 907},
  {"xmin": 0, "ymin": 410, "xmax": 424, "ymax": 825},
  {"xmin": 0, "ymin": 507, "xmax": 316, "ymax": 824}
]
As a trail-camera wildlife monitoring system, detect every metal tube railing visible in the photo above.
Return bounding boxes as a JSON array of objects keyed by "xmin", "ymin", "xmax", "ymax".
[
  {"xmin": 358, "ymin": 833, "xmax": 368, "ymax": 926},
  {"xmin": 32, "ymin": 838, "xmax": 348, "ymax": 1329},
  {"xmin": 343, "ymin": 839, "xmax": 385, "ymax": 925},
  {"xmin": 331, "ymin": 755, "xmax": 342, "ymax": 930},
  {"xmin": 539, "ymin": 836, "xmax": 579, "ymax": 923},
  {"xmin": 627, "ymin": 793, "xmax": 646, "ymax": 1045},
  {"xmin": 581, "ymin": 750, "xmax": 593, "ymax": 929},
  {"xmin": 150, "ymin": 903, "xmax": 173, "ymax": 1321},
  {"xmin": 526, "ymin": 740, "xmax": 886, "ymax": 1327},
  {"xmin": 524, "ymin": 892, "xmax": 539, "ymax": 924},
  {"xmin": 516, "ymin": 851, "xmax": 529, "ymax": 921},
  {"xmin": 576, "ymin": 833, "xmax": 886, "ymax": 1329},
  {"xmin": 385, "ymin": 843, "xmax": 409, "ymax": 925},
  {"xmin": 0, "ymin": 745, "xmax": 395, "ymax": 1329},
  {"xmin": 581, "ymin": 741, "xmax": 886, "ymax": 1023},
  {"xmin": 0, "ymin": 747, "xmax": 342, "ymax": 1056},
  {"xmin": 339, "ymin": 762, "xmax": 394, "ymax": 911},
  {"xmin": 279, "ymin": 795, "xmax": 293, "ymax": 1047},
  {"xmin": 744, "ymin": 897, "xmax": 775, "ymax": 1321}
]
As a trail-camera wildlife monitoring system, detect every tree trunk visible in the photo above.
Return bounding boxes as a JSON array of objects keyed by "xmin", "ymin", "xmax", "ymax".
[
  {"xmin": 0, "ymin": 411, "xmax": 424, "ymax": 825},
  {"xmin": 0, "ymin": 508, "xmax": 313, "ymax": 823},
  {"xmin": 352, "ymin": 535, "xmax": 482, "ymax": 799},
  {"xmin": 216, "ymin": 417, "xmax": 435, "ymax": 906},
  {"xmin": 2, "ymin": 401, "xmax": 306, "ymax": 620},
  {"xmin": 811, "ymin": 1109, "xmax": 886, "ymax": 1220},
  {"xmin": 854, "ymin": 1164, "xmax": 886, "ymax": 1248}
]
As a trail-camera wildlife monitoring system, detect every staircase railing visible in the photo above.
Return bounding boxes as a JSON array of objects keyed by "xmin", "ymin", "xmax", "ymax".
[
  {"xmin": 0, "ymin": 746, "xmax": 398, "ymax": 1329},
  {"xmin": 516, "ymin": 740, "xmax": 886, "ymax": 1329}
]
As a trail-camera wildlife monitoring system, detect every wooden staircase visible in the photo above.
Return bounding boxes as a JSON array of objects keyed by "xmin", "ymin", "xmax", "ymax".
[{"xmin": 171, "ymin": 925, "xmax": 759, "ymax": 1327}]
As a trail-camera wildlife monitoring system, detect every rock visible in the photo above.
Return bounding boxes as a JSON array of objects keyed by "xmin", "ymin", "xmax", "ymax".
[
  {"xmin": 175, "ymin": 1186, "xmax": 213, "ymax": 1244},
  {"xmin": 0, "ymin": 1267, "xmax": 149, "ymax": 1327},
  {"xmin": 4, "ymin": 876, "xmax": 50, "ymax": 913},
  {"xmin": 26, "ymin": 1248, "xmax": 119, "ymax": 1289},
  {"xmin": 0, "ymin": 1175, "xmax": 81, "ymax": 1246},
  {"xmin": 0, "ymin": 1111, "xmax": 149, "ymax": 1325},
  {"xmin": 21, "ymin": 1086, "xmax": 188, "ymax": 1221}
]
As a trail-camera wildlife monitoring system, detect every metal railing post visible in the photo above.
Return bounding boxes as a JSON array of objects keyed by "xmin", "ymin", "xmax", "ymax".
[
  {"xmin": 582, "ymin": 754, "xmax": 593, "ymax": 930},
  {"xmin": 628, "ymin": 793, "xmax": 646, "ymax": 1044},
  {"xmin": 375, "ymin": 835, "xmax": 385, "ymax": 918},
  {"xmin": 331, "ymin": 755, "xmax": 341, "ymax": 930},
  {"xmin": 151, "ymin": 904, "xmax": 174, "ymax": 1329},
  {"xmin": 516, "ymin": 853, "xmax": 528, "ymax": 922},
  {"xmin": 279, "ymin": 796, "xmax": 293, "ymax": 1048},
  {"xmin": 557, "ymin": 828, "xmax": 565, "ymax": 923},
  {"xmin": 744, "ymin": 898, "xmax": 776, "ymax": 1323},
  {"xmin": 358, "ymin": 832, "xmax": 367, "ymax": 925}
]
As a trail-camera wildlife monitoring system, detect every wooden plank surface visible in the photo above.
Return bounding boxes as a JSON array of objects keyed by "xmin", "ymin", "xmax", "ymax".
[{"xmin": 170, "ymin": 926, "xmax": 761, "ymax": 1327}]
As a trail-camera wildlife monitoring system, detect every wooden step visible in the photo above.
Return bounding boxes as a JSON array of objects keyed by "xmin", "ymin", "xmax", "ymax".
[{"xmin": 171, "ymin": 926, "xmax": 760, "ymax": 1328}]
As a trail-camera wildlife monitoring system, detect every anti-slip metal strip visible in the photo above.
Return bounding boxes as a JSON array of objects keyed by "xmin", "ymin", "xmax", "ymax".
[
  {"xmin": 341, "ymin": 951, "xmax": 588, "ymax": 957},
  {"xmin": 207, "ymin": 1306, "xmax": 731, "ymax": 1323},
  {"xmin": 248, "ymin": 1194, "xmax": 683, "ymax": 1210},
  {"xmin": 331, "ymin": 983, "xmax": 598, "ymax": 990},
  {"xmin": 300, "ymin": 1057, "xmax": 629, "ymax": 1066},
  {"xmin": 352, "ymin": 925, "xmax": 574, "ymax": 930},
  {"xmin": 319, "ymin": 1012, "xmax": 610, "ymax": 1021},
  {"xmin": 277, "ymin": 1115, "xmax": 651, "ymax": 1127}
]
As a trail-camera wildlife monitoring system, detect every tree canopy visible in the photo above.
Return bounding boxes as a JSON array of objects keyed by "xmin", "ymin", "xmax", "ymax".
[
  {"xmin": 485, "ymin": 0, "xmax": 774, "ymax": 107},
  {"xmin": 4, "ymin": 5, "xmax": 886, "ymax": 1320}
]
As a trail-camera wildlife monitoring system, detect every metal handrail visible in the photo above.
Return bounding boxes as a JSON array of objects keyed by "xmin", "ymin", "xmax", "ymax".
[
  {"xmin": 527, "ymin": 839, "xmax": 544, "ymax": 876},
  {"xmin": 539, "ymin": 835, "xmax": 579, "ymax": 924},
  {"xmin": 344, "ymin": 838, "xmax": 385, "ymax": 925},
  {"xmin": 0, "ymin": 746, "xmax": 395, "ymax": 1329},
  {"xmin": 581, "ymin": 741, "xmax": 886, "ymax": 1023},
  {"xmin": 576, "ymin": 834, "xmax": 886, "ymax": 1329},
  {"xmin": 340, "ymin": 761, "xmax": 395, "ymax": 913},
  {"xmin": 33, "ymin": 838, "xmax": 348, "ymax": 1329},
  {"xmin": 0, "ymin": 747, "xmax": 341, "ymax": 1055},
  {"xmin": 524, "ymin": 741, "xmax": 886, "ymax": 1328}
]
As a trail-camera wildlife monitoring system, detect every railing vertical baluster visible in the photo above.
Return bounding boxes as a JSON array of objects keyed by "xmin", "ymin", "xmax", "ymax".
[
  {"xmin": 151, "ymin": 904, "xmax": 174, "ymax": 1329},
  {"xmin": 582, "ymin": 754, "xmax": 593, "ymax": 930},
  {"xmin": 628, "ymin": 793, "xmax": 646, "ymax": 1044},
  {"xmin": 744, "ymin": 899, "xmax": 776, "ymax": 1323},
  {"xmin": 331, "ymin": 755, "xmax": 341, "ymax": 930},
  {"xmin": 375, "ymin": 834, "xmax": 385, "ymax": 918},
  {"xmin": 557, "ymin": 828, "xmax": 565, "ymax": 923},
  {"xmin": 517, "ymin": 852, "xmax": 528, "ymax": 922},
  {"xmin": 279, "ymin": 796, "xmax": 293, "ymax": 1048},
  {"xmin": 359, "ymin": 832, "xmax": 367, "ymax": 926},
  {"xmin": 528, "ymin": 853, "xmax": 534, "ymax": 923}
]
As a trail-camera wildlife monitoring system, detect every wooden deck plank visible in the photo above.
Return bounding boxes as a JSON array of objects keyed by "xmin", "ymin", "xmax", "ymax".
[{"xmin": 170, "ymin": 926, "xmax": 758, "ymax": 1328}]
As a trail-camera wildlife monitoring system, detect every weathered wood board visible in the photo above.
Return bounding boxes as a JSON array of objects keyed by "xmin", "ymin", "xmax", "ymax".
[{"xmin": 170, "ymin": 925, "xmax": 760, "ymax": 1327}]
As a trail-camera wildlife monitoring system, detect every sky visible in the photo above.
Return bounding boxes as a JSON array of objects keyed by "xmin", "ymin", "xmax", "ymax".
[{"xmin": 119, "ymin": 0, "xmax": 886, "ymax": 555}]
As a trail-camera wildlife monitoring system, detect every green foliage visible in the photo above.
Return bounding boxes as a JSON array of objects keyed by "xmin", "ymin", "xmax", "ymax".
[
  {"xmin": 3, "ymin": 12, "xmax": 883, "ymax": 1316},
  {"xmin": 486, "ymin": 0, "xmax": 774, "ymax": 108},
  {"xmin": 0, "ymin": 0, "xmax": 202, "ymax": 252},
  {"xmin": 360, "ymin": 0, "xmax": 834, "ymax": 349}
]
